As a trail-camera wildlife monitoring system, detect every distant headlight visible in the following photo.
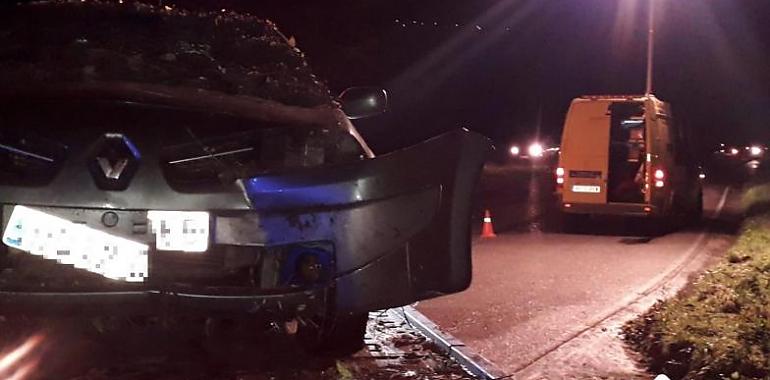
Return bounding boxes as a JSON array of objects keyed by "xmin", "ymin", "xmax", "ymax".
[
  {"xmin": 528, "ymin": 143, "xmax": 544, "ymax": 158},
  {"xmin": 750, "ymin": 146, "xmax": 763, "ymax": 157},
  {"xmin": 730, "ymin": 148, "xmax": 739, "ymax": 155},
  {"xmin": 510, "ymin": 146, "xmax": 520, "ymax": 156}
]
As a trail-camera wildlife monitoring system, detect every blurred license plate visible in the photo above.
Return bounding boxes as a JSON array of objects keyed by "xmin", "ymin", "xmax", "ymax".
[
  {"xmin": 572, "ymin": 185, "xmax": 601, "ymax": 193},
  {"xmin": 147, "ymin": 211, "xmax": 209, "ymax": 252},
  {"xmin": 2, "ymin": 206, "xmax": 149, "ymax": 282}
]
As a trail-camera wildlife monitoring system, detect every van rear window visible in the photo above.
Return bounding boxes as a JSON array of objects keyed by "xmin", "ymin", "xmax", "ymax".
[
  {"xmin": 609, "ymin": 102, "xmax": 646, "ymax": 163},
  {"xmin": 608, "ymin": 101, "xmax": 647, "ymax": 203}
]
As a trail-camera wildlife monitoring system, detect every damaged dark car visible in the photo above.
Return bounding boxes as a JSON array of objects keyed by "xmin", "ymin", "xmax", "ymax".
[{"xmin": 0, "ymin": 2, "xmax": 489, "ymax": 352}]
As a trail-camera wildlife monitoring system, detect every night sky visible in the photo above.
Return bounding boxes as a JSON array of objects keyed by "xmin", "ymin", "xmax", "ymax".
[{"xmin": 176, "ymin": 0, "xmax": 770, "ymax": 154}]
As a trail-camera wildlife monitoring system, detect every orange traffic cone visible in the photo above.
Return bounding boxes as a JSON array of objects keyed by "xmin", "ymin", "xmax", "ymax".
[{"xmin": 481, "ymin": 209, "xmax": 496, "ymax": 238}]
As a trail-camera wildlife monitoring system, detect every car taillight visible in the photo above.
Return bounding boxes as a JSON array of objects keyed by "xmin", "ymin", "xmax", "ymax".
[
  {"xmin": 654, "ymin": 169, "xmax": 665, "ymax": 188},
  {"xmin": 556, "ymin": 167, "xmax": 565, "ymax": 185}
]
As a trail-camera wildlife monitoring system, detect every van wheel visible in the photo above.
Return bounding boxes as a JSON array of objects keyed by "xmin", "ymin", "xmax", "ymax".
[
  {"xmin": 689, "ymin": 191, "xmax": 704, "ymax": 223},
  {"xmin": 651, "ymin": 202, "xmax": 677, "ymax": 236},
  {"xmin": 650, "ymin": 214, "xmax": 675, "ymax": 236},
  {"xmin": 666, "ymin": 191, "xmax": 694, "ymax": 232},
  {"xmin": 296, "ymin": 311, "xmax": 368, "ymax": 356},
  {"xmin": 562, "ymin": 213, "xmax": 588, "ymax": 233}
]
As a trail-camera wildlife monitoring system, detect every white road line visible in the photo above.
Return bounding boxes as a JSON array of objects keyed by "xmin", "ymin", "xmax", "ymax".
[{"xmin": 714, "ymin": 186, "xmax": 730, "ymax": 218}]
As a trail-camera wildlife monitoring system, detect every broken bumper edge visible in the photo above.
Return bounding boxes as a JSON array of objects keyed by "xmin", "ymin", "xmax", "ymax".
[{"xmin": 0, "ymin": 287, "xmax": 327, "ymax": 317}]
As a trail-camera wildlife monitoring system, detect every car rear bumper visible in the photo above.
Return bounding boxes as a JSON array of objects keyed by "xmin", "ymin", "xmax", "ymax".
[{"xmin": 561, "ymin": 202, "xmax": 660, "ymax": 217}]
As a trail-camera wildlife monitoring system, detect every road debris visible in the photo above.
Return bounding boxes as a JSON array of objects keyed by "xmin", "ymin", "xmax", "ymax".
[{"xmin": 0, "ymin": 311, "xmax": 476, "ymax": 380}]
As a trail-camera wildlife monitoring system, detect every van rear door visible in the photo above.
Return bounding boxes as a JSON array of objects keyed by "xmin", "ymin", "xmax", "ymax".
[{"xmin": 560, "ymin": 100, "xmax": 610, "ymax": 205}]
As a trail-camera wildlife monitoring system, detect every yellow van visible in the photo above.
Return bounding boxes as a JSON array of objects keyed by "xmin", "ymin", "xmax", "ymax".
[{"xmin": 556, "ymin": 95, "xmax": 702, "ymax": 224}]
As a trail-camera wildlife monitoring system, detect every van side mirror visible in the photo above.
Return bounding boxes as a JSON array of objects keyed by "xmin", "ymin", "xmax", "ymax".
[{"xmin": 339, "ymin": 87, "xmax": 388, "ymax": 120}]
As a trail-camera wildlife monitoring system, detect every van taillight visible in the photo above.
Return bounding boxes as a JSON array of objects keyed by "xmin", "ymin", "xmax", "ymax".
[
  {"xmin": 654, "ymin": 169, "xmax": 665, "ymax": 188},
  {"xmin": 556, "ymin": 167, "xmax": 565, "ymax": 185}
]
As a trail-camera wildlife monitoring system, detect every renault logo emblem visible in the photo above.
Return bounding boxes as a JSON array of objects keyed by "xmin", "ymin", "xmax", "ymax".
[
  {"xmin": 87, "ymin": 133, "xmax": 141, "ymax": 191},
  {"xmin": 96, "ymin": 157, "xmax": 129, "ymax": 180}
]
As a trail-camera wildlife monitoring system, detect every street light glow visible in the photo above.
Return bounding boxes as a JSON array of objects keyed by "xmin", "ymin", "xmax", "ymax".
[
  {"xmin": 528, "ymin": 143, "xmax": 544, "ymax": 158},
  {"xmin": 612, "ymin": 0, "xmax": 657, "ymax": 95}
]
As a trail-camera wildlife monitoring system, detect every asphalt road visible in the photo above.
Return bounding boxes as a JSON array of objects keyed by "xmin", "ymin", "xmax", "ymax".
[{"xmin": 417, "ymin": 162, "xmax": 745, "ymax": 379}]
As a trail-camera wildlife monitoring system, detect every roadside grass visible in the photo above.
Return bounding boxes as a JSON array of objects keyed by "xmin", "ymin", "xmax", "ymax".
[
  {"xmin": 743, "ymin": 183, "xmax": 770, "ymax": 217},
  {"xmin": 624, "ymin": 212, "xmax": 770, "ymax": 380}
]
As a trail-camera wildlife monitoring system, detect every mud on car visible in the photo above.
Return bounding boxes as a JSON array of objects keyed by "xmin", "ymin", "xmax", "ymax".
[{"xmin": 0, "ymin": 2, "xmax": 489, "ymax": 353}]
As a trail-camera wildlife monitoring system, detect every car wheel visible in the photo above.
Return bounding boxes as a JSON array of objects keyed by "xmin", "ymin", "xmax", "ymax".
[{"xmin": 296, "ymin": 311, "xmax": 368, "ymax": 356}]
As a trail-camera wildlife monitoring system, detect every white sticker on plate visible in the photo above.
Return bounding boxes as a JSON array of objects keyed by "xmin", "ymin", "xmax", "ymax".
[
  {"xmin": 2, "ymin": 206, "xmax": 149, "ymax": 282},
  {"xmin": 572, "ymin": 185, "xmax": 602, "ymax": 194},
  {"xmin": 148, "ymin": 211, "xmax": 209, "ymax": 253}
]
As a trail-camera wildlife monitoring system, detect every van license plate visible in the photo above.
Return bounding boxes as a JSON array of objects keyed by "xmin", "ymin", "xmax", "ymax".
[{"xmin": 572, "ymin": 185, "xmax": 601, "ymax": 193}]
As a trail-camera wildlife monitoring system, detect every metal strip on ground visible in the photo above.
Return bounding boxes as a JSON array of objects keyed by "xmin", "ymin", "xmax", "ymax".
[{"xmin": 389, "ymin": 306, "xmax": 511, "ymax": 380}]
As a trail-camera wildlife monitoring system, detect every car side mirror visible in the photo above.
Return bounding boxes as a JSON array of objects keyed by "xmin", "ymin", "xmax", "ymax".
[{"xmin": 339, "ymin": 87, "xmax": 388, "ymax": 120}]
